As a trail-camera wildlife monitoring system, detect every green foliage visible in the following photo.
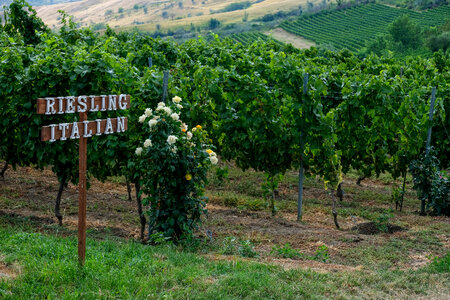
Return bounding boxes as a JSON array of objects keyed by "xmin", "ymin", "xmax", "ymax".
[
  {"xmin": 134, "ymin": 99, "xmax": 216, "ymax": 239},
  {"xmin": 271, "ymin": 243, "xmax": 303, "ymax": 259},
  {"xmin": 238, "ymin": 239, "xmax": 259, "ymax": 258},
  {"xmin": 262, "ymin": 174, "xmax": 283, "ymax": 216},
  {"xmin": 220, "ymin": 236, "xmax": 258, "ymax": 257},
  {"xmin": 1, "ymin": 0, "xmax": 48, "ymax": 44},
  {"xmin": 314, "ymin": 245, "xmax": 329, "ymax": 262},
  {"xmin": 148, "ymin": 231, "xmax": 172, "ymax": 244},
  {"xmin": 214, "ymin": 166, "xmax": 229, "ymax": 185},
  {"xmin": 427, "ymin": 31, "xmax": 450, "ymax": 52},
  {"xmin": 373, "ymin": 209, "xmax": 394, "ymax": 233},
  {"xmin": 410, "ymin": 148, "xmax": 450, "ymax": 216},
  {"xmin": 208, "ymin": 18, "xmax": 220, "ymax": 29},
  {"xmin": 388, "ymin": 15, "xmax": 422, "ymax": 49}
]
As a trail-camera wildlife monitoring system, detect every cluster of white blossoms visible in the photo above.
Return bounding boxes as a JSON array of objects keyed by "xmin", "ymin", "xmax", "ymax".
[
  {"xmin": 138, "ymin": 108, "xmax": 153, "ymax": 123},
  {"xmin": 155, "ymin": 102, "xmax": 173, "ymax": 116},
  {"xmin": 206, "ymin": 149, "xmax": 218, "ymax": 165},
  {"xmin": 144, "ymin": 139, "xmax": 152, "ymax": 148},
  {"xmin": 136, "ymin": 97, "xmax": 215, "ymax": 161},
  {"xmin": 148, "ymin": 118, "xmax": 158, "ymax": 127},
  {"xmin": 167, "ymin": 135, "xmax": 178, "ymax": 145}
]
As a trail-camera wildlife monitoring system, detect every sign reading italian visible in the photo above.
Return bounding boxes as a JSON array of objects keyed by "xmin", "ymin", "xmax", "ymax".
[
  {"xmin": 37, "ymin": 95, "xmax": 130, "ymax": 142},
  {"xmin": 37, "ymin": 94, "xmax": 130, "ymax": 266}
]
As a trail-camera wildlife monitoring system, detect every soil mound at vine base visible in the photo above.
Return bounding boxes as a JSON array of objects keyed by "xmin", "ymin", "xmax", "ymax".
[{"xmin": 351, "ymin": 222, "xmax": 405, "ymax": 235}]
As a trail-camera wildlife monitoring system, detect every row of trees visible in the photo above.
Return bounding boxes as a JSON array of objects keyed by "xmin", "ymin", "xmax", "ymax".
[{"xmin": 1, "ymin": 1, "xmax": 448, "ymax": 240}]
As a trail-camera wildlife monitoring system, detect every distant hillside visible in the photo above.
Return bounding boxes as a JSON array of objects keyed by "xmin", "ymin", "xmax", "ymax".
[
  {"xmin": 0, "ymin": 0, "xmax": 79, "ymax": 7},
  {"xmin": 280, "ymin": 3, "xmax": 450, "ymax": 52},
  {"xmin": 33, "ymin": 0, "xmax": 316, "ymax": 31}
]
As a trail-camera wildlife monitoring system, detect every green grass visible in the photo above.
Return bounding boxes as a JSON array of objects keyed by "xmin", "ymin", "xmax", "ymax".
[
  {"xmin": 0, "ymin": 217, "xmax": 449, "ymax": 299},
  {"xmin": 280, "ymin": 3, "xmax": 450, "ymax": 52},
  {"xmin": 340, "ymin": 230, "xmax": 446, "ymax": 268}
]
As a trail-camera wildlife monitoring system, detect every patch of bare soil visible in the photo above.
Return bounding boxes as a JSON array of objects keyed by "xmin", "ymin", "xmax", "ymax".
[
  {"xmin": 264, "ymin": 258, "xmax": 363, "ymax": 273},
  {"xmin": 0, "ymin": 259, "xmax": 17, "ymax": 280},
  {"xmin": 203, "ymin": 253, "xmax": 362, "ymax": 273},
  {"xmin": 204, "ymin": 203, "xmax": 367, "ymax": 261},
  {"xmin": 265, "ymin": 28, "xmax": 316, "ymax": 49},
  {"xmin": 351, "ymin": 222, "xmax": 405, "ymax": 235},
  {"xmin": 0, "ymin": 165, "xmax": 141, "ymax": 239}
]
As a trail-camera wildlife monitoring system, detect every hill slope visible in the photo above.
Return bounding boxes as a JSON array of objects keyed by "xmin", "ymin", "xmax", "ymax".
[
  {"xmin": 280, "ymin": 3, "xmax": 450, "ymax": 52},
  {"xmin": 35, "ymin": 0, "xmax": 315, "ymax": 31}
]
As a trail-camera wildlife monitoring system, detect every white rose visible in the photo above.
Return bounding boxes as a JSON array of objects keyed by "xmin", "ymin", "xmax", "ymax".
[
  {"xmin": 210, "ymin": 156, "xmax": 218, "ymax": 165},
  {"xmin": 144, "ymin": 139, "xmax": 152, "ymax": 148},
  {"xmin": 148, "ymin": 119, "xmax": 158, "ymax": 127},
  {"xmin": 209, "ymin": 151, "xmax": 216, "ymax": 157},
  {"xmin": 167, "ymin": 135, "xmax": 178, "ymax": 145},
  {"xmin": 157, "ymin": 102, "xmax": 166, "ymax": 108},
  {"xmin": 163, "ymin": 106, "xmax": 172, "ymax": 115},
  {"xmin": 145, "ymin": 108, "xmax": 152, "ymax": 117},
  {"xmin": 181, "ymin": 123, "xmax": 188, "ymax": 131},
  {"xmin": 176, "ymin": 104, "xmax": 183, "ymax": 110},
  {"xmin": 170, "ymin": 113, "xmax": 179, "ymax": 121},
  {"xmin": 192, "ymin": 127, "xmax": 197, "ymax": 132},
  {"xmin": 156, "ymin": 106, "xmax": 164, "ymax": 112},
  {"xmin": 138, "ymin": 115, "xmax": 146, "ymax": 123},
  {"xmin": 135, "ymin": 147, "xmax": 143, "ymax": 156},
  {"xmin": 172, "ymin": 96, "xmax": 182, "ymax": 104},
  {"xmin": 171, "ymin": 146, "xmax": 177, "ymax": 153},
  {"xmin": 187, "ymin": 131, "xmax": 193, "ymax": 140}
]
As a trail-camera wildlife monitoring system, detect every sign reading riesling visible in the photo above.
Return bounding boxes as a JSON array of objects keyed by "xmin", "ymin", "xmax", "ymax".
[
  {"xmin": 37, "ymin": 94, "xmax": 130, "ymax": 142},
  {"xmin": 36, "ymin": 94, "xmax": 130, "ymax": 266}
]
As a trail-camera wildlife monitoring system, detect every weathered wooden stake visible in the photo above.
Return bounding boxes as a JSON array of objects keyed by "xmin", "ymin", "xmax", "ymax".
[
  {"xmin": 297, "ymin": 73, "xmax": 308, "ymax": 221},
  {"xmin": 425, "ymin": 87, "xmax": 436, "ymax": 155},
  {"xmin": 78, "ymin": 111, "xmax": 88, "ymax": 265},
  {"xmin": 148, "ymin": 57, "xmax": 153, "ymax": 68},
  {"xmin": 421, "ymin": 87, "xmax": 437, "ymax": 215}
]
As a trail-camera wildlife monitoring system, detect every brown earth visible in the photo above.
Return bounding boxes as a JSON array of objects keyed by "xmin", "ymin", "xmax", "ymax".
[{"xmin": 1, "ymin": 164, "xmax": 449, "ymax": 273}]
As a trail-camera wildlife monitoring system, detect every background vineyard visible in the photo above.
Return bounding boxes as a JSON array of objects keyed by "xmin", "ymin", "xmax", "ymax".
[{"xmin": 280, "ymin": 4, "xmax": 450, "ymax": 52}]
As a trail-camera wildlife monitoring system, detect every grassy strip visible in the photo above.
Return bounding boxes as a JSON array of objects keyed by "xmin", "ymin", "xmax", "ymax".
[{"xmin": 0, "ymin": 218, "xmax": 448, "ymax": 299}]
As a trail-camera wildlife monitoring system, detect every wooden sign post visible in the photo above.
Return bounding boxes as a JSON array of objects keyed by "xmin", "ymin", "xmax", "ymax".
[{"xmin": 37, "ymin": 94, "xmax": 130, "ymax": 265}]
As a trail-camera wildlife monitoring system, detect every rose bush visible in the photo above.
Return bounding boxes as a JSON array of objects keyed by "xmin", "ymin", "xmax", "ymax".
[{"xmin": 134, "ymin": 96, "xmax": 217, "ymax": 239}]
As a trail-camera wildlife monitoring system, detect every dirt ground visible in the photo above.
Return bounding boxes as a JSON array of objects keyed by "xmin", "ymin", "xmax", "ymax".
[
  {"xmin": 265, "ymin": 28, "xmax": 316, "ymax": 49},
  {"xmin": 1, "ymin": 164, "xmax": 449, "ymax": 273}
]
